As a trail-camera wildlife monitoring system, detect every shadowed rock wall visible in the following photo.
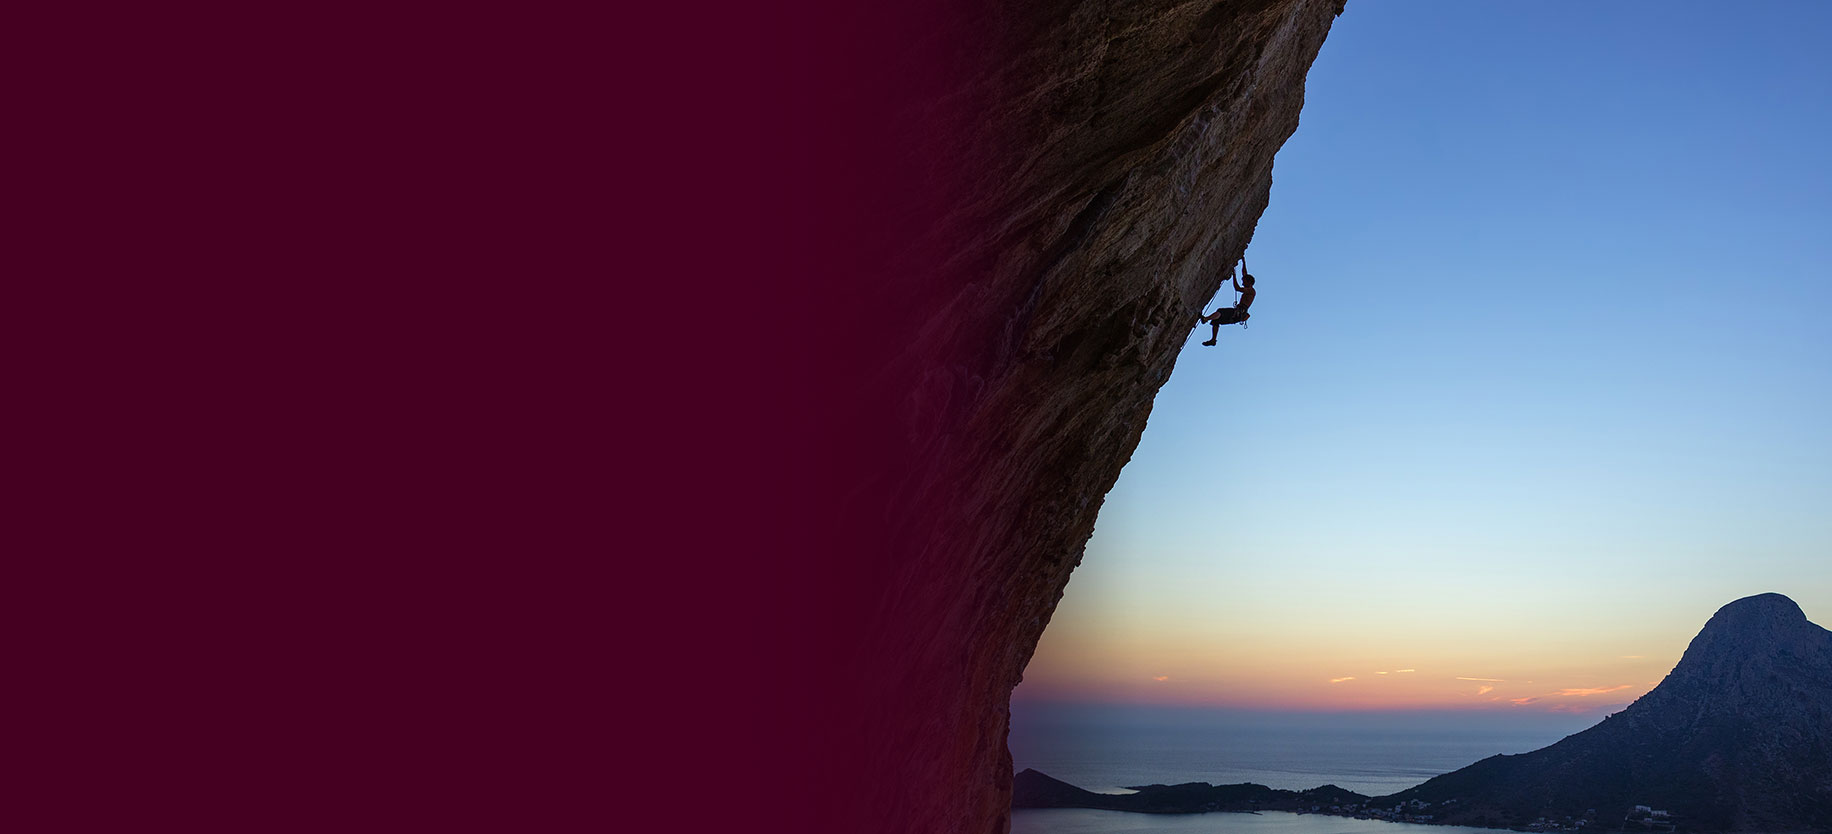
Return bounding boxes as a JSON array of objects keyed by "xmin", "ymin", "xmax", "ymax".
[{"xmin": 783, "ymin": 3, "xmax": 1344, "ymax": 832}]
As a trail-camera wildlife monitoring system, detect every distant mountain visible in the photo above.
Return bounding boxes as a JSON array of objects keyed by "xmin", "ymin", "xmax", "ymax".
[
  {"xmin": 1012, "ymin": 768, "xmax": 1368, "ymax": 814},
  {"xmin": 1381, "ymin": 593, "xmax": 1832, "ymax": 832}
]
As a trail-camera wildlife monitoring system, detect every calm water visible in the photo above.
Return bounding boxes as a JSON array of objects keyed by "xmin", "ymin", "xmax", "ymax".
[
  {"xmin": 1014, "ymin": 809, "xmax": 1504, "ymax": 834},
  {"xmin": 1010, "ymin": 705, "xmax": 1599, "ymax": 796}
]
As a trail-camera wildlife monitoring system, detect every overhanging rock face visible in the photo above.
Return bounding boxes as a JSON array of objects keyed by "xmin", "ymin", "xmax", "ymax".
[{"xmin": 800, "ymin": 3, "xmax": 1345, "ymax": 832}]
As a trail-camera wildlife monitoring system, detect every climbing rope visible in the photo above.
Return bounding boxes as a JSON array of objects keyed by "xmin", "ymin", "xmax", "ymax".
[{"xmin": 1238, "ymin": 253, "xmax": 1248, "ymax": 329}]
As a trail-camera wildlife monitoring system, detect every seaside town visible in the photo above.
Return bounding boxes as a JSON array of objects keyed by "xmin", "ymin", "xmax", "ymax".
[{"xmin": 1301, "ymin": 797, "xmax": 1679, "ymax": 832}]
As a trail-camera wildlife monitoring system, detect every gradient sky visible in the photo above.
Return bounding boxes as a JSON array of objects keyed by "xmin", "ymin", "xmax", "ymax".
[{"xmin": 1015, "ymin": 1, "xmax": 1832, "ymax": 716}]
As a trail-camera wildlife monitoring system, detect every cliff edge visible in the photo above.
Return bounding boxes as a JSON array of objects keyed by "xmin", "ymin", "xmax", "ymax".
[{"xmin": 785, "ymin": 3, "xmax": 1347, "ymax": 832}]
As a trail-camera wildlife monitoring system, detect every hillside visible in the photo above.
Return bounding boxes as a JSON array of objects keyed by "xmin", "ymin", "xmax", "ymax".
[{"xmin": 1381, "ymin": 594, "xmax": 1832, "ymax": 832}]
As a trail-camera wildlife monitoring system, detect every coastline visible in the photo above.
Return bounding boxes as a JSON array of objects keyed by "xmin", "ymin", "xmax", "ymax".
[
  {"xmin": 1014, "ymin": 769, "xmax": 1604, "ymax": 832},
  {"xmin": 1013, "ymin": 808, "xmax": 1509, "ymax": 834}
]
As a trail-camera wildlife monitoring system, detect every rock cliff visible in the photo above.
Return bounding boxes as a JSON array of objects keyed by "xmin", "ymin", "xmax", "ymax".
[{"xmin": 786, "ymin": 2, "xmax": 1346, "ymax": 832}]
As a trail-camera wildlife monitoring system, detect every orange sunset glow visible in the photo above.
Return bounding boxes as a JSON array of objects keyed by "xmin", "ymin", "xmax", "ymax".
[
  {"xmin": 1019, "ymin": 653, "xmax": 1662, "ymax": 714},
  {"xmin": 1013, "ymin": 584, "xmax": 1701, "ymax": 713}
]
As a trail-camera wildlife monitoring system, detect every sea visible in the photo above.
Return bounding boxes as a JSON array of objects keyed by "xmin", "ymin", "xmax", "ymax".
[
  {"xmin": 1010, "ymin": 703, "xmax": 1602, "ymax": 830},
  {"xmin": 1012, "ymin": 809, "xmax": 1507, "ymax": 834}
]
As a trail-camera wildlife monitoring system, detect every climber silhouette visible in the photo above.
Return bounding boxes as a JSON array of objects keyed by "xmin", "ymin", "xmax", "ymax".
[{"xmin": 1200, "ymin": 270, "xmax": 1255, "ymax": 346}]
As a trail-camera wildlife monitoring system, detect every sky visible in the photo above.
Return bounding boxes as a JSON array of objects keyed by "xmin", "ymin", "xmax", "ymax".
[{"xmin": 1014, "ymin": 1, "xmax": 1832, "ymax": 717}]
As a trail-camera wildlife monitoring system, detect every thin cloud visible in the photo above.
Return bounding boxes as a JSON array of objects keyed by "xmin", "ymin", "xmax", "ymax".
[
  {"xmin": 1620, "ymin": 655, "xmax": 1644, "ymax": 660},
  {"xmin": 1329, "ymin": 676, "xmax": 1356, "ymax": 684},
  {"xmin": 1555, "ymin": 685, "xmax": 1633, "ymax": 697},
  {"xmin": 1509, "ymin": 697, "xmax": 1541, "ymax": 706},
  {"xmin": 1376, "ymin": 671, "xmax": 1389, "ymax": 675},
  {"xmin": 1395, "ymin": 669, "xmax": 1416, "ymax": 673},
  {"xmin": 1457, "ymin": 677, "xmax": 1506, "ymax": 682},
  {"xmin": 1476, "ymin": 685, "xmax": 1494, "ymax": 696},
  {"xmin": 1153, "ymin": 676, "xmax": 1170, "ymax": 682},
  {"xmin": 1551, "ymin": 703, "xmax": 1621, "ymax": 715}
]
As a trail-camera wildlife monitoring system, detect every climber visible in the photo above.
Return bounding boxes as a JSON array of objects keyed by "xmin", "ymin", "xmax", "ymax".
[{"xmin": 1199, "ymin": 269, "xmax": 1255, "ymax": 346}]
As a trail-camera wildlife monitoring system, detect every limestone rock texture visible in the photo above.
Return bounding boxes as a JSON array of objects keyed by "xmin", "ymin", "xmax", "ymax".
[{"xmin": 792, "ymin": 2, "xmax": 1345, "ymax": 832}]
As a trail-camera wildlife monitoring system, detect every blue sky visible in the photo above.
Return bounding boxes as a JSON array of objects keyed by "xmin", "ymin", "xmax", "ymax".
[{"xmin": 1017, "ymin": 1, "xmax": 1832, "ymax": 712}]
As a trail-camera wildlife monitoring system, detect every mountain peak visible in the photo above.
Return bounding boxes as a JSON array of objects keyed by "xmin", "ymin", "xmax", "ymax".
[
  {"xmin": 1687, "ymin": 593, "xmax": 1812, "ymax": 650},
  {"xmin": 1710, "ymin": 592, "xmax": 1805, "ymax": 624},
  {"xmin": 1666, "ymin": 592, "xmax": 1823, "ymax": 684}
]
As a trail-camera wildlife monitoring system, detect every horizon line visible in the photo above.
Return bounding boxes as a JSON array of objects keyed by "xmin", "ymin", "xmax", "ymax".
[{"xmin": 1009, "ymin": 697, "xmax": 1631, "ymax": 715}]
